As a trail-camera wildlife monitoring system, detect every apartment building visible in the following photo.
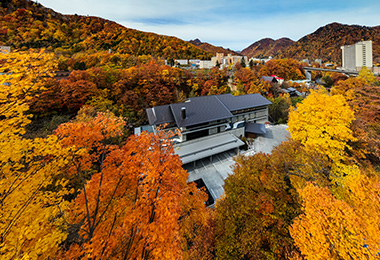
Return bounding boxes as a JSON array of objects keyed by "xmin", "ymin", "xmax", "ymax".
[{"xmin": 341, "ymin": 40, "xmax": 373, "ymax": 71}]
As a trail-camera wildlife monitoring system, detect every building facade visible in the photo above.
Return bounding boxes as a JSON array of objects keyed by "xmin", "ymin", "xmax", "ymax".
[
  {"xmin": 341, "ymin": 40, "xmax": 373, "ymax": 71},
  {"xmin": 144, "ymin": 93, "xmax": 271, "ymax": 165},
  {"xmin": 146, "ymin": 93, "xmax": 271, "ymax": 142},
  {"xmin": 211, "ymin": 53, "xmax": 248, "ymax": 68}
]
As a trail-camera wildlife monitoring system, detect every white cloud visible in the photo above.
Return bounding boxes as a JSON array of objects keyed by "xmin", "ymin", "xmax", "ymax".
[{"xmin": 37, "ymin": 0, "xmax": 380, "ymax": 51}]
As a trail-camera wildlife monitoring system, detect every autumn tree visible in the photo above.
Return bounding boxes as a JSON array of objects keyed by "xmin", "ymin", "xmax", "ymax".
[
  {"xmin": 358, "ymin": 66, "xmax": 377, "ymax": 84},
  {"xmin": 290, "ymin": 171, "xmax": 380, "ymax": 260},
  {"xmin": 0, "ymin": 50, "xmax": 72, "ymax": 259},
  {"xmin": 234, "ymin": 67, "xmax": 264, "ymax": 94},
  {"xmin": 268, "ymin": 93, "xmax": 292, "ymax": 124},
  {"xmin": 58, "ymin": 126, "xmax": 209, "ymax": 259},
  {"xmin": 215, "ymin": 153, "xmax": 301, "ymax": 259},
  {"xmin": 330, "ymin": 76, "xmax": 366, "ymax": 101},
  {"xmin": 261, "ymin": 58, "xmax": 305, "ymax": 80},
  {"xmin": 350, "ymin": 79, "xmax": 380, "ymax": 163},
  {"xmin": 288, "ymin": 90, "xmax": 355, "ymax": 164}
]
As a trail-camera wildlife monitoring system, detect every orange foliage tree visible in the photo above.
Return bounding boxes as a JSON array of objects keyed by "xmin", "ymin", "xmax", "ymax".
[
  {"xmin": 260, "ymin": 58, "xmax": 305, "ymax": 80},
  {"xmin": 56, "ymin": 119, "xmax": 209, "ymax": 259}
]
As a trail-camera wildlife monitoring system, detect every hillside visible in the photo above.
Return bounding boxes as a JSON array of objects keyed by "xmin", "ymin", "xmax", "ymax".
[
  {"xmin": 189, "ymin": 38, "xmax": 241, "ymax": 56},
  {"xmin": 241, "ymin": 37, "xmax": 294, "ymax": 58},
  {"xmin": 279, "ymin": 22, "xmax": 380, "ymax": 64},
  {"xmin": 0, "ymin": 0, "xmax": 212, "ymax": 59}
]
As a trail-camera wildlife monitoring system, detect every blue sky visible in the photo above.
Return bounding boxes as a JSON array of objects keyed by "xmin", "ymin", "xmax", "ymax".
[{"xmin": 37, "ymin": 0, "xmax": 380, "ymax": 51}]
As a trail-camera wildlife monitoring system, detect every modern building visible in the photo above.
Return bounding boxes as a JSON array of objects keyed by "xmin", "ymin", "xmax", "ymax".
[
  {"xmin": 341, "ymin": 40, "xmax": 373, "ymax": 71},
  {"xmin": 144, "ymin": 93, "xmax": 272, "ymax": 165}
]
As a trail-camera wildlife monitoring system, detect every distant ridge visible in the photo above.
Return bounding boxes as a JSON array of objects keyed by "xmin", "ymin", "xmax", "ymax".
[
  {"xmin": 241, "ymin": 37, "xmax": 294, "ymax": 58},
  {"xmin": 278, "ymin": 22, "xmax": 380, "ymax": 63},
  {"xmin": 189, "ymin": 38, "xmax": 241, "ymax": 56},
  {"xmin": 0, "ymin": 0, "xmax": 212, "ymax": 59}
]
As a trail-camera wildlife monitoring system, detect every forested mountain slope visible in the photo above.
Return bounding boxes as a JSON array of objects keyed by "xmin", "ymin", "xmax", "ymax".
[
  {"xmin": 241, "ymin": 37, "xmax": 294, "ymax": 58},
  {"xmin": 279, "ymin": 22, "xmax": 380, "ymax": 64},
  {"xmin": 0, "ymin": 0, "xmax": 212, "ymax": 59}
]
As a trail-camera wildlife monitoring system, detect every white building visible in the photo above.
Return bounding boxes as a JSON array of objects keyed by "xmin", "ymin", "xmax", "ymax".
[
  {"xmin": 174, "ymin": 59, "xmax": 189, "ymax": 66},
  {"xmin": 212, "ymin": 53, "xmax": 248, "ymax": 68},
  {"xmin": 341, "ymin": 40, "xmax": 373, "ymax": 71},
  {"xmin": 199, "ymin": 60, "xmax": 213, "ymax": 69}
]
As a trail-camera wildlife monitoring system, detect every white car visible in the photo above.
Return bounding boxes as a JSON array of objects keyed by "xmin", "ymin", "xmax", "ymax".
[{"xmin": 232, "ymin": 121, "xmax": 245, "ymax": 129}]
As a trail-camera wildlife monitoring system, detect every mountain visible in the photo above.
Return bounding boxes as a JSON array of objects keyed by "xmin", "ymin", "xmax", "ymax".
[
  {"xmin": 240, "ymin": 38, "xmax": 294, "ymax": 58},
  {"xmin": 279, "ymin": 22, "xmax": 380, "ymax": 64},
  {"xmin": 189, "ymin": 38, "xmax": 241, "ymax": 56},
  {"xmin": 0, "ymin": 0, "xmax": 212, "ymax": 59}
]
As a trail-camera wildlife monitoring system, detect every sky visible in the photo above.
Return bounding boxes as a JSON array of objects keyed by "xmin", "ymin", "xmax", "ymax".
[{"xmin": 37, "ymin": 0, "xmax": 380, "ymax": 51}]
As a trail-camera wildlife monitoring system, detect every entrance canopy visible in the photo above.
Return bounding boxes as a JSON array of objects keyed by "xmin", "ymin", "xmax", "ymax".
[
  {"xmin": 245, "ymin": 123, "xmax": 266, "ymax": 135},
  {"xmin": 174, "ymin": 134, "xmax": 244, "ymax": 165}
]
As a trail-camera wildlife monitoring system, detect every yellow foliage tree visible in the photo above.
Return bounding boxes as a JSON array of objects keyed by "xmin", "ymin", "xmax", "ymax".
[
  {"xmin": 0, "ymin": 50, "xmax": 71, "ymax": 259},
  {"xmin": 358, "ymin": 66, "xmax": 377, "ymax": 84},
  {"xmin": 288, "ymin": 90, "xmax": 355, "ymax": 163},
  {"xmin": 290, "ymin": 174, "xmax": 380, "ymax": 260}
]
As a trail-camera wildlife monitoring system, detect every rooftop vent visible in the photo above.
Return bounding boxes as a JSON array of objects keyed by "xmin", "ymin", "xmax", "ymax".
[{"xmin": 181, "ymin": 107, "xmax": 186, "ymax": 120}]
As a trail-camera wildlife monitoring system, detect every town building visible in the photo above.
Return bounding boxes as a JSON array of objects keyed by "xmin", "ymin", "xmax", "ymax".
[
  {"xmin": 199, "ymin": 60, "xmax": 213, "ymax": 69},
  {"xmin": 143, "ymin": 93, "xmax": 271, "ymax": 165},
  {"xmin": 249, "ymin": 56, "xmax": 272, "ymax": 64},
  {"xmin": 174, "ymin": 59, "xmax": 189, "ymax": 66},
  {"xmin": 341, "ymin": 40, "xmax": 373, "ymax": 71},
  {"xmin": 211, "ymin": 53, "xmax": 248, "ymax": 68},
  {"xmin": 261, "ymin": 76, "xmax": 279, "ymax": 84}
]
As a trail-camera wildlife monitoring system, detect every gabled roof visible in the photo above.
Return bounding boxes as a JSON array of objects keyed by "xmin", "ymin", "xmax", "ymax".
[
  {"xmin": 171, "ymin": 95, "xmax": 233, "ymax": 127},
  {"xmin": 146, "ymin": 104, "xmax": 174, "ymax": 125},
  {"xmin": 216, "ymin": 93, "xmax": 272, "ymax": 112},
  {"xmin": 146, "ymin": 93, "xmax": 272, "ymax": 128},
  {"xmin": 261, "ymin": 76, "xmax": 278, "ymax": 83}
]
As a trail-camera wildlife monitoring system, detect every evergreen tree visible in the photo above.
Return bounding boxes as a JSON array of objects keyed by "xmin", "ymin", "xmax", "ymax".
[{"xmin": 240, "ymin": 57, "xmax": 246, "ymax": 68}]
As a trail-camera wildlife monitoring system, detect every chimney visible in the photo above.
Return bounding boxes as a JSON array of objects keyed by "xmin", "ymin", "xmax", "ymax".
[{"xmin": 181, "ymin": 107, "xmax": 186, "ymax": 120}]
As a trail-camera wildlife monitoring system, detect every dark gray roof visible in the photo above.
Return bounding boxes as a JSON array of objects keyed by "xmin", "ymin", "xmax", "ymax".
[
  {"xmin": 216, "ymin": 93, "xmax": 272, "ymax": 112},
  {"xmin": 146, "ymin": 105, "xmax": 175, "ymax": 125},
  {"xmin": 147, "ymin": 93, "xmax": 271, "ymax": 128},
  {"xmin": 171, "ymin": 95, "xmax": 232, "ymax": 127},
  {"xmin": 282, "ymin": 88, "xmax": 302, "ymax": 97},
  {"xmin": 245, "ymin": 123, "xmax": 267, "ymax": 135}
]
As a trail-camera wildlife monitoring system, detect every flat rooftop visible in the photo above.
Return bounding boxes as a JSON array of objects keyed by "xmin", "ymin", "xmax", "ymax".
[
  {"xmin": 174, "ymin": 133, "xmax": 244, "ymax": 165},
  {"xmin": 185, "ymin": 124, "xmax": 290, "ymax": 205}
]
